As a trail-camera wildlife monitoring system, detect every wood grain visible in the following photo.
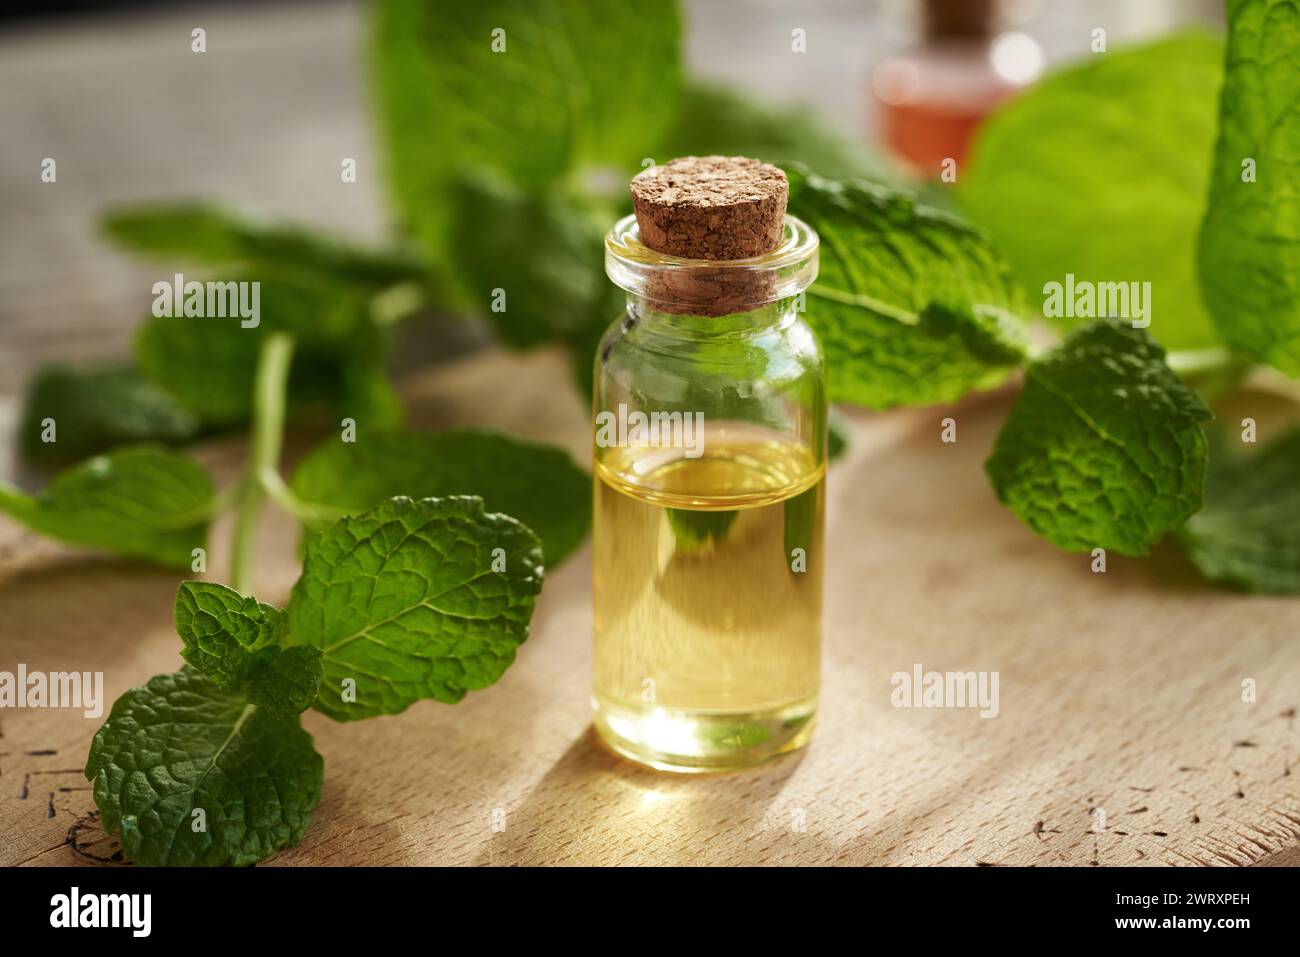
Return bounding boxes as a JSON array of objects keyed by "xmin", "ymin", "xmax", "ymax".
[{"xmin": 1, "ymin": 346, "xmax": 1297, "ymax": 867}]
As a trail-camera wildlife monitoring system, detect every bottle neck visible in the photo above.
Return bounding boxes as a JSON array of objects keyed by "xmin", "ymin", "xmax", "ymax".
[
  {"xmin": 922, "ymin": 0, "xmax": 996, "ymax": 41},
  {"xmin": 624, "ymin": 294, "xmax": 798, "ymax": 341},
  {"xmin": 605, "ymin": 214, "xmax": 819, "ymax": 332}
]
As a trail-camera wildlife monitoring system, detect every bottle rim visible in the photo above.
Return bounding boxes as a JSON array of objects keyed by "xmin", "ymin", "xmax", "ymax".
[{"xmin": 605, "ymin": 214, "xmax": 819, "ymax": 310}]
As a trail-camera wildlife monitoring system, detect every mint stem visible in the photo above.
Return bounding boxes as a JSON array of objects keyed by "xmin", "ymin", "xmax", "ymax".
[
  {"xmin": 258, "ymin": 466, "xmax": 346, "ymax": 527},
  {"xmin": 230, "ymin": 332, "xmax": 294, "ymax": 595},
  {"xmin": 1164, "ymin": 347, "xmax": 1235, "ymax": 378}
]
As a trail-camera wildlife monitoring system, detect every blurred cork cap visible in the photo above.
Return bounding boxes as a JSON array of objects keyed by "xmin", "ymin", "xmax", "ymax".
[{"xmin": 631, "ymin": 156, "xmax": 788, "ymax": 260}]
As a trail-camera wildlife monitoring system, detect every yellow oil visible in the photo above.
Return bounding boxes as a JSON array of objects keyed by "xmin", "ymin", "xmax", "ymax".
[{"xmin": 592, "ymin": 423, "xmax": 824, "ymax": 772}]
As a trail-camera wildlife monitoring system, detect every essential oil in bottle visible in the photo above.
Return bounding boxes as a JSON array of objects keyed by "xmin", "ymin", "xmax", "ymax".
[{"xmin": 593, "ymin": 156, "xmax": 826, "ymax": 772}]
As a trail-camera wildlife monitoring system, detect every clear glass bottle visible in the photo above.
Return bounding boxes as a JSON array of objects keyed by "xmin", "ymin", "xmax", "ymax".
[{"xmin": 592, "ymin": 213, "xmax": 826, "ymax": 772}]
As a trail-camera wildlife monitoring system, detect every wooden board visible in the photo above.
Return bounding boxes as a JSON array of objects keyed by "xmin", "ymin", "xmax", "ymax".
[{"xmin": 2, "ymin": 346, "xmax": 1297, "ymax": 867}]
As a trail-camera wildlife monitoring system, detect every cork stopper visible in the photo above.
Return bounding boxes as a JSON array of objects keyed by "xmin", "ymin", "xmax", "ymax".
[
  {"xmin": 630, "ymin": 156, "xmax": 789, "ymax": 260},
  {"xmin": 626, "ymin": 156, "xmax": 789, "ymax": 316}
]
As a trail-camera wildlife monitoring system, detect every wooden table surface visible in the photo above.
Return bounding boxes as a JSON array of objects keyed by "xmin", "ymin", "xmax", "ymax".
[
  {"xmin": 2, "ymin": 346, "xmax": 1298, "ymax": 867},
  {"xmin": 0, "ymin": 0, "xmax": 1293, "ymax": 868}
]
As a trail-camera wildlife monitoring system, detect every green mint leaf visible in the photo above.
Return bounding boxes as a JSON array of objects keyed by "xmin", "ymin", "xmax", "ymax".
[
  {"xmin": 986, "ymin": 321, "xmax": 1210, "ymax": 556},
  {"xmin": 86, "ymin": 668, "xmax": 323, "ymax": 867},
  {"xmin": 243, "ymin": 646, "xmax": 326, "ymax": 719},
  {"xmin": 963, "ymin": 32, "xmax": 1224, "ymax": 350},
  {"xmin": 788, "ymin": 169, "xmax": 1029, "ymax": 408},
  {"xmin": 176, "ymin": 581, "xmax": 284, "ymax": 681},
  {"xmin": 21, "ymin": 361, "xmax": 201, "ymax": 465},
  {"xmin": 135, "ymin": 275, "xmax": 393, "ymax": 427},
  {"xmin": 101, "ymin": 202, "xmax": 427, "ymax": 288},
  {"xmin": 659, "ymin": 81, "xmax": 909, "ymax": 187},
  {"xmin": 288, "ymin": 496, "xmax": 544, "ymax": 721},
  {"xmin": 291, "ymin": 430, "xmax": 589, "ymax": 566},
  {"xmin": 174, "ymin": 582, "xmax": 322, "ymax": 717},
  {"xmin": 1198, "ymin": 0, "xmax": 1300, "ymax": 375},
  {"xmin": 371, "ymin": 0, "xmax": 680, "ymax": 260},
  {"xmin": 1177, "ymin": 429, "xmax": 1300, "ymax": 592},
  {"xmin": 450, "ymin": 176, "xmax": 609, "ymax": 348},
  {"xmin": 0, "ymin": 446, "xmax": 213, "ymax": 568}
]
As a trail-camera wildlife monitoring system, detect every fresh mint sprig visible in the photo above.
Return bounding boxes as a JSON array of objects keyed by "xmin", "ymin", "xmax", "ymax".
[
  {"xmin": 86, "ymin": 666, "xmax": 324, "ymax": 868},
  {"xmin": 986, "ymin": 322, "xmax": 1211, "ymax": 555},
  {"xmin": 88, "ymin": 490, "xmax": 544, "ymax": 866},
  {"xmin": 78, "ymin": 319, "xmax": 556, "ymax": 865},
  {"xmin": 960, "ymin": 13, "xmax": 1300, "ymax": 585}
]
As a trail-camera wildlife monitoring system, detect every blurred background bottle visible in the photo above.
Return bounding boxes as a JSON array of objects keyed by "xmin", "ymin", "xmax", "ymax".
[{"xmin": 871, "ymin": 0, "xmax": 1044, "ymax": 176}]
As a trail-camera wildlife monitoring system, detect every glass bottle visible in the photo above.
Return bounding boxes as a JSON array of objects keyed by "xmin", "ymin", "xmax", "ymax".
[
  {"xmin": 871, "ymin": 0, "xmax": 1043, "ymax": 174},
  {"xmin": 592, "ymin": 213, "xmax": 826, "ymax": 772}
]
